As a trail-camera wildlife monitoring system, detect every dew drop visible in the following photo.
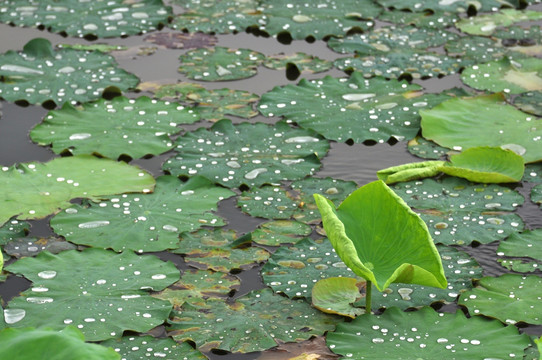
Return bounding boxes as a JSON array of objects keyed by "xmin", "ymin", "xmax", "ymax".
[
  {"xmin": 38, "ymin": 270, "xmax": 57, "ymax": 279},
  {"xmin": 284, "ymin": 136, "xmax": 320, "ymax": 143},
  {"xmin": 4, "ymin": 309, "xmax": 26, "ymax": 324},
  {"xmin": 78, "ymin": 220, "xmax": 110, "ymax": 229},
  {"xmin": 245, "ymin": 168, "xmax": 267, "ymax": 180},
  {"xmin": 342, "ymin": 93, "xmax": 375, "ymax": 101},
  {"xmin": 162, "ymin": 225, "xmax": 179, "ymax": 232},
  {"xmin": 69, "ymin": 133, "xmax": 92, "ymax": 140}
]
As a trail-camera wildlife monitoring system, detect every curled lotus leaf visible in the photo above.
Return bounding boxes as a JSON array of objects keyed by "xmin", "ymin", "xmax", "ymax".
[
  {"xmin": 101, "ymin": 335, "xmax": 206, "ymax": 360},
  {"xmin": 497, "ymin": 229, "xmax": 542, "ymax": 273}
]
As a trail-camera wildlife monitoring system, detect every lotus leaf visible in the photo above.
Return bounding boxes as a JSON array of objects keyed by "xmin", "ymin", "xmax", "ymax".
[
  {"xmin": 455, "ymin": 9, "xmax": 542, "ymax": 36},
  {"xmin": 0, "ymin": 219, "xmax": 29, "ymax": 245},
  {"xmin": 459, "ymin": 274, "xmax": 542, "ymax": 325},
  {"xmin": 50, "ymin": 176, "xmax": 233, "ymax": 252},
  {"xmin": 375, "ymin": 0, "xmax": 517, "ymax": 13},
  {"xmin": 172, "ymin": 229, "xmax": 270, "ymax": 272},
  {"xmin": 167, "ymin": 288, "xmax": 341, "ymax": 353},
  {"xmin": 4, "ymin": 248, "xmax": 179, "ymax": 340},
  {"xmin": 251, "ymin": 220, "xmax": 312, "ymax": 246},
  {"xmin": 0, "ymin": 155, "xmax": 155, "ymax": 227},
  {"xmin": 513, "ymin": 91, "xmax": 542, "ymax": 116},
  {"xmin": 4, "ymin": 236, "xmax": 76, "ymax": 258},
  {"xmin": 0, "ymin": 0, "xmax": 172, "ymax": 38},
  {"xmin": 445, "ymin": 35, "xmax": 506, "ymax": 63},
  {"xmin": 533, "ymin": 184, "xmax": 542, "ymax": 207},
  {"xmin": 30, "ymin": 96, "xmax": 199, "ymax": 159},
  {"xmin": 262, "ymin": 53, "xmax": 332, "ymax": 73},
  {"xmin": 163, "ymin": 119, "xmax": 328, "ymax": 188},
  {"xmin": 0, "ymin": 327, "xmax": 119, "ymax": 359},
  {"xmin": 261, "ymin": 237, "xmax": 358, "ymax": 299},
  {"xmin": 58, "ymin": 44, "xmax": 127, "ymax": 52},
  {"xmin": 178, "ymin": 46, "xmax": 264, "ymax": 81},
  {"xmin": 238, "ymin": 185, "xmax": 299, "ymax": 220},
  {"xmin": 327, "ymin": 306, "xmax": 530, "ymax": 359},
  {"xmin": 152, "ymin": 269, "xmax": 240, "ymax": 309},
  {"xmin": 497, "ymin": 229, "xmax": 542, "ymax": 272},
  {"xmin": 408, "ymin": 136, "xmax": 451, "ymax": 160},
  {"xmin": 392, "ymin": 177, "xmax": 524, "ymax": 245},
  {"xmin": 493, "ymin": 25, "xmax": 542, "ymax": 58},
  {"xmin": 420, "ymin": 93, "xmax": 542, "ymax": 163},
  {"xmin": 525, "ymin": 164, "xmax": 542, "ymax": 183},
  {"xmin": 312, "ymin": 277, "xmax": 365, "ymax": 318},
  {"xmin": 101, "ymin": 335, "xmax": 206, "ymax": 360},
  {"xmin": 144, "ymin": 32, "xmax": 218, "ymax": 49},
  {"xmin": 0, "ymin": 38, "xmax": 139, "ymax": 105},
  {"xmin": 378, "ymin": 10, "xmax": 459, "ymax": 29},
  {"xmin": 258, "ymin": 72, "xmax": 461, "ymax": 143},
  {"xmin": 258, "ymin": 0, "xmax": 379, "ymax": 40}
]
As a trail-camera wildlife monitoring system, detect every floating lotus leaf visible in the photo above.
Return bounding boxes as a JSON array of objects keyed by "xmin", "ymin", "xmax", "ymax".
[
  {"xmin": 378, "ymin": 10, "xmax": 459, "ymax": 29},
  {"xmin": 459, "ymin": 274, "xmax": 542, "ymax": 325},
  {"xmin": 375, "ymin": 0, "xmax": 516, "ymax": 13},
  {"xmin": 0, "ymin": 0, "xmax": 172, "ymax": 38},
  {"xmin": 392, "ymin": 177, "xmax": 524, "ymax": 245},
  {"xmin": 101, "ymin": 335, "xmax": 206, "ymax": 360},
  {"xmin": 163, "ymin": 119, "xmax": 328, "ymax": 188},
  {"xmin": 172, "ymin": 229, "xmax": 270, "ymax": 272},
  {"xmin": 327, "ymin": 306, "xmax": 530, "ymax": 359},
  {"xmin": 139, "ymin": 82, "xmax": 259, "ymax": 122},
  {"xmin": 178, "ymin": 46, "xmax": 264, "ymax": 81},
  {"xmin": 4, "ymin": 236, "xmax": 77, "ymax": 258},
  {"xmin": 0, "ymin": 220, "xmax": 29, "ymax": 245},
  {"xmin": 144, "ymin": 32, "xmax": 218, "ymax": 49},
  {"xmin": 497, "ymin": 229, "xmax": 542, "ymax": 272},
  {"xmin": 0, "ymin": 155, "xmax": 155, "ymax": 227},
  {"xmin": 532, "ymin": 184, "xmax": 542, "ymax": 207},
  {"xmin": 167, "ymin": 288, "xmax": 341, "ymax": 353},
  {"xmin": 4, "ymin": 248, "xmax": 179, "ymax": 341},
  {"xmin": 312, "ymin": 277, "xmax": 365, "ymax": 318},
  {"xmin": 407, "ymin": 136, "xmax": 451, "ymax": 160},
  {"xmin": 368, "ymin": 245, "xmax": 482, "ymax": 310},
  {"xmin": 251, "ymin": 220, "xmax": 312, "ymax": 246},
  {"xmin": 456, "ymin": 9, "xmax": 542, "ymax": 36},
  {"xmin": 51, "ymin": 176, "xmax": 233, "ymax": 252},
  {"xmin": 420, "ymin": 93, "xmax": 542, "ymax": 163},
  {"xmin": 58, "ymin": 44, "xmax": 127, "ymax": 52},
  {"xmin": 445, "ymin": 35, "xmax": 506, "ymax": 63},
  {"xmin": 152, "ymin": 269, "xmax": 240, "ymax": 309},
  {"xmin": 30, "ymin": 96, "xmax": 199, "ymax": 159},
  {"xmin": 493, "ymin": 25, "xmax": 542, "ymax": 58},
  {"xmin": 462, "ymin": 57, "xmax": 542, "ymax": 94},
  {"xmin": 238, "ymin": 185, "xmax": 299, "ymax": 220},
  {"xmin": 0, "ymin": 327, "xmax": 119, "ymax": 360},
  {"xmin": 262, "ymin": 52, "xmax": 332, "ymax": 73},
  {"xmin": 258, "ymin": 72, "xmax": 460, "ymax": 143},
  {"xmin": 513, "ymin": 91, "xmax": 542, "ymax": 116},
  {"xmin": 258, "ymin": 0, "xmax": 379, "ymax": 40},
  {"xmin": 524, "ymin": 164, "xmax": 542, "ymax": 183},
  {"xmin": 0, "ymin": 38, "xmax": 139, "ymax": 105},
  {"xmin": 262, "ymin": 237, "xmax": 359, "ymax": 299}
]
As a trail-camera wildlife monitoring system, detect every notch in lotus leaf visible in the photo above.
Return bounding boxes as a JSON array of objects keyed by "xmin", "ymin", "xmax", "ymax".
[{"xmin": 314, "ymin": 180, "xmax": 447, "ymax": 313}]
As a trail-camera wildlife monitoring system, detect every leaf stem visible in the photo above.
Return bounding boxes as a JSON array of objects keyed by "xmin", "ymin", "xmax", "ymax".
[{"xmin": 366, "ymin": 280, "xmax": 372, "ymax": 314}]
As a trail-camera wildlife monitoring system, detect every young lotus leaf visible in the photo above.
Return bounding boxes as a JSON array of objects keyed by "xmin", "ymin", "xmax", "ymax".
[
  {"xmin": 144, "ymin": 32, "xmax": 218, "ymax": 49},
  {"xmin": 327, "ymin": 306, "xmax": 531, "ymax": 359},
  {"xmin": 461, "ymin": 57, "xmax": 542, "ymax": 94},
  {"xmin": 420, "ymin": 93, "xmax": 542, "ymax": 163},
  {"xmin": 101, "ymin": 335, "xmax": 206, "ymax": 360},
  {"xmin": 4, "ymin": 248, "xmax": 179, "ymax": 341},
  {"xmin": 50, "ymin": 176, "xmax": 234, "ymax": 252},
  {"xmin": 513, "ymin": 91, "xmax": 542, "ymax": 116},
  {"xmin": 167, "ymin": 288, "xmax": 341, "ymax": 353},
  {"xmin": 392, "ymin": 177, "xmax": 524, "ymax": 245},
  {"xmin": 258, "ymin": 72, "xmax": 461, "ymax": 143},
  {"xmin": 163, "ymin": 119, "xmax": 329, "ymax": 188},
  {"xmin": 0, "ymin": 0, "xmax": 172, "ymax": 38},
  {"xmin": 497, "ymin": 229, "xmax": 542, "ymax": 272},
  {"xmin": 407, "ymin": 136, "xmax": 451, "ymax": 160},
  {"xmin": 152, "ymin": 269, "xmax": 240, "ymax": 309},
  {"xmin": 314, "ymin": 180, "xmax": 447, "ymax": 292},
  {"xmin": 369, "ymin": 245, "xmax": 482, "ymax": 310},
  {"xmin": 262, "ymin": 237, "xmax": 358, "ymax": 299},
  {"xmin": 455, "ymin": 9, "xmax": 542, "ymax": 36},
  {"xmin": 262, "ymin": 53, "xmax": 332, "ymax": 73},
  {"xmin": 312, "ymin": 277, "xmax": 365, "ymax": 318},
  {"xmin": 258, "ymin": 0, "xmax": 379, "ymax": 40},
  {"xmin": 459, "ymin": 274, "xmax": 542, "ymax": 325},
  {"xmin": 0, "ymin": 155, "xmax": 155, "ymax": 227},
  {"xmin": 0, "ymin": 327, "xmax": 119, "ymax": 360},
  {"xmin": 178, "ymin": 46, "xmax": 264, "ymax": 81},
  {"xmin": 0, "ymin": 38, "xmax": 139, "ymax": 106},
  {"xmin": 172, "ymin": 229, "xmax": 270, "ymax": 272},
  {"xmin": 251, "ymin": 220, "xmax": 312, "ymax": 246},
  {"xmin": 30, "ymin": 96, "xmax": 199, "ymax": 159},
  {"xmin": 377, "ymin": 10, "xmax": 459, "ymax": 29},
  {"xmin": 375, "ymin": 0, "xmax": 516, "ymax": 13}
]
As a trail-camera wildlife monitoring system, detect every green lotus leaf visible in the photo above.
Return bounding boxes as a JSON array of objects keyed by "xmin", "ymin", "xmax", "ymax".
[
  {"xmin": 497, "ymin": 229, "xmax": 542, "ymax": 272},
  {"xmin": 172, "ymin": 229, "xmax": 270, "ymax": 272},
  {"xmin": 30, "ymin": 96, "xmax": 199, "ymax": 159},
  {"xmin": 144, "ymin": 32, "xmax": 218, "ymax": 49},
  {"xmin": 513, "ymin": 91, "xmax": 542, "ymax": 116},
  {"xmin": 493, "ymin": 25, "xmax": 542, "ymax": 58},
  {"xmin": 4, "ymin": 248, "xmax": 179, "ymax": 341},
  {"xmin": 0, "ymin": 0, "xmax": 172, "ymax": 38},
  {"xmin": 262, "ymin": 237, "xmax": 358, "ymax": 299},
  {"xmin": 368, "ymin": 245, "xmax": 482, "ymax": 310},
  {"xmin": 327, "ymin": 306, "xmax": 530, "ymax": 359},
  {"xmin": 58, "ymin": 44, "xmax": 128, "ymax": 52},
  {"xmin": 532, "ymin": 184, "xmax": 542, "ymax": 207},
  {"xmin": 314, "ymin": 180, "xmax": 447, "ymax": 292},
  {"xmin": 0, "ymin": 219, "xmax": 29, "ymax": 246},
  {"xmin": 459, "ymin": 274, "xmax": 542, "ymax": 325},
  {"xmin": 4, "ymin": 236, "xmax": 77, "ymax": 258},
  {"xmin": 420, "ymin": 93, "xmax": 542, "ymax": 163},
  {"xmin": 258, "ymin": 72, "xmax": 462, "ymax": 143},
  {"xmin": 525, "ymin": 164, "xmax": 542, "ymax": 183},
  {"xmin": 378, "ymin": 10, "xmax": 459, "ymax": 29},
  {"xmin": 167, "ymin": 288, "xmax": 341, "ymax": 353},
  {"xmin": 445, "ymin": 35, "xmax": 506, "ymax": 64},
  {"xmin": 251, "ymin": 220, "xmax": 312, "ymax": 246},
  {"xmin": 375, "ymin": 0, "xmax": 517, "ymax": 13},
  {"xmin": 178, "ymin": 46, "xmax": 264, "ymax": 81},
  {"xmin": 407, "ymin": 136, "xmax": 451, "ymax": 160},
  {"xmin": 312, "ymin": 277, "xmax": 365, "ymax": 318},
  {"xmin": 0, "ymin": 155, "xmax": 155, "ymax": 227},
  {"xmin": 238, "ymin": 185, "xmax": 299, "ymax": 220},
  {"xmin": 152, "ymin": 269, "xmax": 240, "ymax": 309},
  {"xmin": 258, "ymin": 0, "xmax": 379, "ymax": 40},
  {"xmin": 163, "ymin": 119, "xmax": 329, "ymax": 188},
  {"xmin": 456, "ymin": 9, "xmax": 542, "ymax": 36},
  {"xmin": 0, "ymin": 327, "xmax": 119, "ymax": 360},
  {"xmin": 0, "ymin": 38, "xmax": 139, "ymax": 105},
  {"xmin": 462, "ymin": 57, "xmax": 542, "ymax": 94},
  {"xmin": 50, "ymin": 176, "xmax": 233, "ymax": 252},
  {"xmin": 392, "ymin": 177, "xmax": 524, "ymax": 245},
  {"xmin": 262, "ymin": 52, "xmax": 332, "ymax": 73},
  {"xmin": 101, "ymin": 335, "xmax": 206, "ymax": 360}
]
